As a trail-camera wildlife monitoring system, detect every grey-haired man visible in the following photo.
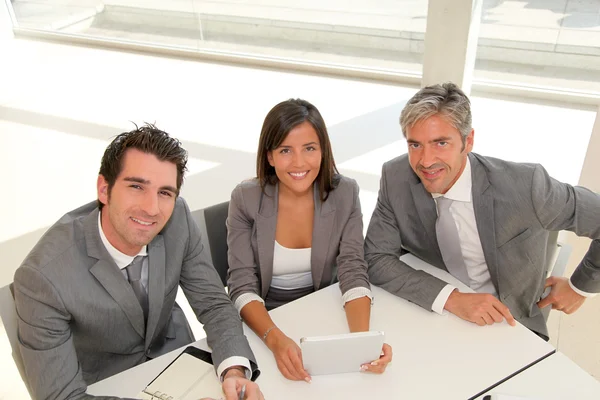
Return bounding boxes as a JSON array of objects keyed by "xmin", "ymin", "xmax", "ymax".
[{"xmin": 365, "ymin": 82, "xmax": 600, "ymax": 339}]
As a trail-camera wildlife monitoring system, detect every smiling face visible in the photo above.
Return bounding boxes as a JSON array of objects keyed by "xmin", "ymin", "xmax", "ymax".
[
  {"xmin": 267, "ymin": 121, "xmax": 322, "ymax": 197},
  {"xmin": 406, "ymin": 114, "xmax": 474, "ymax": 194},
  {"xmin": 97, "ymin": 148, "xmax": 178, "ymax": 255}
]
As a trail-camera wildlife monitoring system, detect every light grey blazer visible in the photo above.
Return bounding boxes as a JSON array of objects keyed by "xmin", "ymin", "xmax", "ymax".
[
  {"xmin": 14, "ymin": 198, "xmax": 258, "ymax": 400},
  {"xmin": 227, "ymin": 175, "xmax": 370, "ymax": 304},
  {"xmin": 365, "ymin": 153, "xmax": 600, "ymax": 337}
]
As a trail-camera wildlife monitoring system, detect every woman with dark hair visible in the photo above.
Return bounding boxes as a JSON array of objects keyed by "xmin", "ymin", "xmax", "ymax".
[{"xmin": 227, "ymin": 99, "xmax": 392, "ymax": 382}]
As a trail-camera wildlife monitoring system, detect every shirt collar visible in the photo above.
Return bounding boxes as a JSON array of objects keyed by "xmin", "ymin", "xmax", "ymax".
[
  {"xmin": 431, "ymin": 157, "xmax": 472, "ymax": 203},
  {"xmin": 98, "ymin": 212, "xmax": 147, "ymax": 270}
]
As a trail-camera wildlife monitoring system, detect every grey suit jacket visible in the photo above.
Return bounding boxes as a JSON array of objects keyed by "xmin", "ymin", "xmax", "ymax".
[
  {"xmin": 365, "ymin": 153, "xmax": 600, "ymax": 336},
  {"xmin": 14, "ymin": 198, "xmax": 258, "ymax": 400},
  {"xmin": 227, "ymin": 175, "xmax": 370, "ymax": 304}
]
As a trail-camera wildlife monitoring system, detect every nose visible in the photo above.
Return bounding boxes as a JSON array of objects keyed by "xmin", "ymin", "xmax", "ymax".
[
  {"xmin": 141, "ymin": 192, "xmax": 159, "ymax": 217},
  {"xmin": 291, "ymin": 151, "xmax": 305, "ymax": 168},
  {"xmin": 420, "ymin": 146, "xmax": 436, "ymax": 168}
]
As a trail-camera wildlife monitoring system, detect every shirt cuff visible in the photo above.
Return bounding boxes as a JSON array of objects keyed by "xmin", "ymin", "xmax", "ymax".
[
  {"xmin": 217, "ymin": 356, "xmax": 252, "ymax": 381},
  {"xmin": 342, "ymin": 287, "xmax": 373, "ymax": 305},
  {"xmin": 234, "ymin": 292, "xmax": 265, "ymax": 314},
  {"xmin": 432, "ymin": 284, "xmax": 456, "ymax": 315},
  {"xmin": 569, "ymin": 279, "xmax": 598, "ymax": 298}
]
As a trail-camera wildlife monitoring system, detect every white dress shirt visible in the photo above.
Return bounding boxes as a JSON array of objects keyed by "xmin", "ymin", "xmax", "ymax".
[
  {"xmin": 98, "ymin": 212, "xmax": 251, "ymax": 379},
  {"xmin": 98, "ymin": 212, "xmax": 148, "ymax": 280},
  {"xmin": 430, "ymin": 159, "xmax": 596, "ymax": 315}
]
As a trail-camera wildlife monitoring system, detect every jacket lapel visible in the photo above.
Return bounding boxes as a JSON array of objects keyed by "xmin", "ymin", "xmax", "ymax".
[
  {"xmin": 256, "ymin": 184, "xmax": 277, "ymax": 298},
  {"xmin": 85, "ymin": 210, "xmax": 145, "ymax": 338},
  {"xmin": 410, "ymin": 178, "xmax": 441, "ymax": 261},
  {"xmin": 311, "ymin": 185, "xmax": 335, "ymax": 289},
  {"xmin": 470, "ymin": 154, "xmax": 500, "ymax": 291},
  {"xmin": 145, "ymin": 235, "xmax": 166, "ymax": 348}
]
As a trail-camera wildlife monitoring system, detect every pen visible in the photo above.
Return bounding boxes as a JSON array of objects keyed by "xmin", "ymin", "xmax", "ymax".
[{"xmin": 238, "ymin": 384, "xmax": 246, "ymax": 400}]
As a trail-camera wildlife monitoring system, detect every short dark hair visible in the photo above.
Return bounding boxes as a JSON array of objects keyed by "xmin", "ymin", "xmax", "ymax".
[
  {"xmin": 98, "ymin": 123, "xmax": 188, "ymax": 209},
  {"xmin": 256, "ymin": 99, "xmax": 338, "ymax": 201}
]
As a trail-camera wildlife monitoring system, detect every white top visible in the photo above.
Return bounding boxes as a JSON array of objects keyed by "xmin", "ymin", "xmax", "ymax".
[
  {"xmin": 235, "ymin": 241, "xmax": 372, "ymax": 313},
  {"xmin": 98, "ymin": 212, "xmax": 250, "ymax": 380},
  {"xmin": 271, "ymin": 240, "xmax": 313, "ymax": 289},
  {"xmin": 431, "ymin": 158, "xmax": 595, "ymax": 315}
]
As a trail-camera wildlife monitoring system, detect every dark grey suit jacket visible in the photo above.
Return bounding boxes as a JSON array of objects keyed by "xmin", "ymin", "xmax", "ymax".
[
  {"xmin": 14, "ymin": 198, "xmax": 257, "ymax": 400},
  {"xmin": 227, "ymin": 176, "xmax": 370, "ymax": 304},
  {"xmin": 365, "ymin": 153, "xmax": 600, "ymax": 336}
]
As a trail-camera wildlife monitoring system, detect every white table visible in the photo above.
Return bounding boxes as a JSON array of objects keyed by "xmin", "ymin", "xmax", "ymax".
[
  {"xmin": 475, "ymin": 351, "xmax": 600, "ymax": 400},
  {"xmin": 90, "ymin": 255, "xmax": 556, "ymax": 400}
]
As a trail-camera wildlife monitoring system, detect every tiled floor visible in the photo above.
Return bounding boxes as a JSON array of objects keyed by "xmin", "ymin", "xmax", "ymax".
[{"xmin": 1, "ymin": 17, "xmax": 600, "ymax": 400}]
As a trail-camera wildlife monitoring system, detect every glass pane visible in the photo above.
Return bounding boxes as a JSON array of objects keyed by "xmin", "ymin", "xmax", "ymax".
[
  {"xmin": 474, "ymin": 0, "xmax": 600, "ymax": 94},
  {"xmin": 8, "ymin": 0, "xmax": 429, "ymax": 76}
]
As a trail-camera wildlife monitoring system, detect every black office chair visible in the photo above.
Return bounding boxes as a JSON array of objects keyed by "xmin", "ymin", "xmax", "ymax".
[{"xmin": 191, "ymin": 201, "xmax": 230, "ymax": 287}]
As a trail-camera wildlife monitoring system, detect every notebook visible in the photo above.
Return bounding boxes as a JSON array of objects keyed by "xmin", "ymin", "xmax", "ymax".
[{"xmin": 138, "ymin": 346, "xmax": 223, "ymax": 400}]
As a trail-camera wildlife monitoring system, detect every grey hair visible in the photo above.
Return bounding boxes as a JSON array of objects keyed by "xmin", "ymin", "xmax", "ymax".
[{"xmin": 400, "ymin": 82, "xmax": 472, "ymax": 144}]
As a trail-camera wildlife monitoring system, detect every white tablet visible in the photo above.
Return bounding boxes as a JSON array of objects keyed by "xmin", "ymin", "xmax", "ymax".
[{"xmin": 300, "ymin": 331, "xmax": 384, "ymax": 376}]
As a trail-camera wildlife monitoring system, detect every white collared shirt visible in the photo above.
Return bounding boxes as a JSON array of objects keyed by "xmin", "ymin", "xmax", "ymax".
[
  {"xmin": 430, "ymin": 158, "xmax": 595, "ymax": 315},
  {"xmin": 98, "ymin": 212, "xmax": 251, "ymax": 379},
  {"xmin": 98, "ymin": 212, "xmax": 148, "ymax": 287},
  {"xmin": 430, "ymin": 159, "xmax": 496, "ymax": 314}
]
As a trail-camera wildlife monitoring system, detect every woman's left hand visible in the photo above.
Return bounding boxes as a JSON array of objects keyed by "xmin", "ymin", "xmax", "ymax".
[{"xmin": 360, "ymin": 343, "xmax": 392, "ymax": 374}]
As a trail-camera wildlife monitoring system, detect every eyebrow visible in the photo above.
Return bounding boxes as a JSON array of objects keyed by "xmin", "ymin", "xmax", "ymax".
[
  {"xmin": 123, "ymin": 177, "xmax": 178, "ymax": 194},
  {"xmin": 277, "ymin": 141, "xmax": 319, "ymax": 148},
  {"xmin": 407, "ymin": 136, "xmax": 453, "ymax": 144}
]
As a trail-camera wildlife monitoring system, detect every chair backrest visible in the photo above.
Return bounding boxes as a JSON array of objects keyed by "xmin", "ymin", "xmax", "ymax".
[
  {"xmin": 0, "ymin": 283, "xmax": 28, "ymax": 391},
  {"xmin": 191, "ymin": 201, "xmax": 230, "ymax": 287},
  {"xmin": 541, "ymin": 231, "xmax": 573, "ymax": 323},
  {"xmin": 545, "ymin": 231, "xmax": 572, "ymax": 279}
]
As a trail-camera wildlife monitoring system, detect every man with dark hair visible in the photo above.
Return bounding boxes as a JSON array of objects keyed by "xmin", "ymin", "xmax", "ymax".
[
  {"xmin": 365, "ymin": 82, "xmax": 600, "ymax": 339},
  {"xmin": 14, "ymin": 125, "xmax": 262, "ymax": 400}
]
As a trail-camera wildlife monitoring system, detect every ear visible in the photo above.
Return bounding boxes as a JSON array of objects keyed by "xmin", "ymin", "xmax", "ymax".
[
  {"xmin": 267, "ymin": 151, "xmax": 275, "ymax": 167},
  {"xmin": 97, "ymin": 175, "xmax": 109, "ymax": 206},
  {"xmin": 464, "ymin": 129, "xmax": 474, "ymax": 153}
]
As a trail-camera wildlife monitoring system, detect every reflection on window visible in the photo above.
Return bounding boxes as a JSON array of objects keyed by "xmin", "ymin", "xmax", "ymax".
[
  {"xmin": 475, "ymin": 0, "xmax": 600, "ymax": 94},
  {"xmin": 9, "ymin": 0, "xmax": 430, "ymax": 75}
]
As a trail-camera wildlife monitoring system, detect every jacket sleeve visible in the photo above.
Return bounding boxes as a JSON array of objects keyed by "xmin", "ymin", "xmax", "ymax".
[
  {"xmin": 177, "ymin": 198, "xmax": 258, "ymax": 378},
  {"xmin": 226, "ymin": 185, "xmax": 262, "ymax": 304},
  {"xmin": 530, "ymin": 164, "xmax": 600, "ymax": 293},
  {"xmin": 336, "ymin": 179, "xmax": 371, "ymax": 294}
]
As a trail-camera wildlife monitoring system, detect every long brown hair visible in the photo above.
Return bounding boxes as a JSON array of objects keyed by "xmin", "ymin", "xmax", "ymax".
[{"xmin": 256, "ymin": 99, "xmax": 338, "ymax": 201}]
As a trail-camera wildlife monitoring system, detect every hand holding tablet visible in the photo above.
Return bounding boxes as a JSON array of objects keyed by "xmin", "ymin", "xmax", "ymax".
[{"xmin": 300, "ymin": 331, "xmax": 389, "ymax": 376}]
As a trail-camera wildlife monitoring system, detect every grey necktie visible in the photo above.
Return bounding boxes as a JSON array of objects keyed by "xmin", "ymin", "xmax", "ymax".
[
  {"xmin": 435, "ymin": 197, "xmax": 470, "ymax": 286},
  {"xmin": 126, "ymin": 256, "xmax": 148, "ymax": 322}
]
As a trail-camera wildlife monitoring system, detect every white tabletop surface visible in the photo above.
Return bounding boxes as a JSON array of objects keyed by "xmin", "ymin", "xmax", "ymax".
[
  {"xmin": 90, "ymin": 254, "xmax": 557, "ymax": 400},
  {"xmin": 475, "ymin": 351, "xmax": 600, "ymax": 400}
]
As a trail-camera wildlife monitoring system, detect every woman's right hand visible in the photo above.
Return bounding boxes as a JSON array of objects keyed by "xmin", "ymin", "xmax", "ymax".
[{"xmin": 265, "ymin": 328, "xmax": 311, "ymax": 382}]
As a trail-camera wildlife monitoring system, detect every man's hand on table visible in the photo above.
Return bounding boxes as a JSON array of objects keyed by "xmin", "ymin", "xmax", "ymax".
[
  {"xmin": 200, "ymin": 367, "xmax": 264, "ymax": 400},
  {"xmin": 444, "ymin": 290, "xmax": 516, "ymax": 327}
]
